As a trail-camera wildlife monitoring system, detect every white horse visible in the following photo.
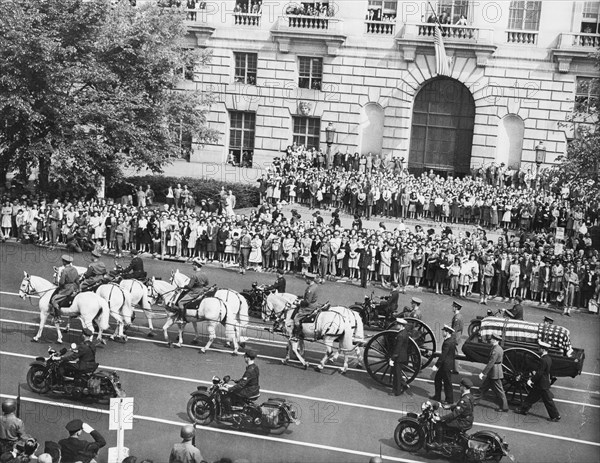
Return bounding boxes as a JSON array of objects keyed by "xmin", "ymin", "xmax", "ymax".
[
  {"xmin": 271, "ymin": 302, "xmax": 364, "ymax": 374},
  {"xmin": 19, "ymin": 272, "xmax": 110, "ymax": 344},
  {"xmin": 148, "ymin": 278, "xmax": 244, "ymax": 353},
  {"xmin": 170, "ymin": 269, "xmax": 249, "ymax": 345},
  {"xmin": 54, "ymin": 266, "xmax": 134, "ymax": 341}
]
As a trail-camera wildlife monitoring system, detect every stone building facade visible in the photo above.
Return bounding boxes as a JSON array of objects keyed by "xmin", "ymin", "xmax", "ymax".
[{"xmin": 175, "ymin": 0, "xmax": 599, "ymax": 175}]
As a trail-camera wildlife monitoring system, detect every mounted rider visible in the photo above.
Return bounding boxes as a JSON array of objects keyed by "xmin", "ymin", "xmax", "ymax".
[
  {"xmin": 174, "ymin": 258, "xmax": 210, "ymax": 320},
  {"xmin": 376, "ymin": 281, "xmax": 400, "ymax": 322},
  {"xmin": 57, "ymin": 328, "xmax": 98, "ymax": 382},
  {"xmin": 292, "ymin": 272, "xmax": 319, "ymax": 331},
  {"xmin": 264, "ymin": 268, "xmax": 286, "ymax": 293},
  {"xmin": 120, "ymin": 249, "xmax": 147, "ymax": 280},
  {"xmin": 80, "ymin": 250, "xmax": 107, "ymax": 291},
  {"xmin": 50, "ymin": 255, "xmax": 80, "ymax": 321}
]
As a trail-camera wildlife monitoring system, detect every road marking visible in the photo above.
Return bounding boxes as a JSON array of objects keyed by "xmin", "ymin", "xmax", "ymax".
[
  {"xmin": 1, "ymin": 312, "xmax": 600, "ymax": 401},
  {"xmin": 0, "ymin": 393, "xmax": 421, "ymax": 463},
  {"xmin": 3, "ymin": 349, "xmax": 600, "ymax": 446}
]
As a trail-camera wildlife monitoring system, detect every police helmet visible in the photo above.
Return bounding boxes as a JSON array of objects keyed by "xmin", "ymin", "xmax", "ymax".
[
  {"xmin": 2, "ymin": 399, "xmax": 17, "ymax": 414},
  {"xmin": 180, "ymin": 424, "xmax": 195, "ymax": 439}
]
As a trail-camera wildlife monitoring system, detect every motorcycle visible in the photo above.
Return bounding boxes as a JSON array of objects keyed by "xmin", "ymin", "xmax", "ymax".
[
  {"xmin": 27, "ymin": 347, "xmax": 125, "ymax": 401},
  {"xmin": 394, "ymin": 401, "xmax": 514, "ymax": 462},
  {"xmin": 187, "ymin": 375, "xmax": 299, "ymax": 435}
]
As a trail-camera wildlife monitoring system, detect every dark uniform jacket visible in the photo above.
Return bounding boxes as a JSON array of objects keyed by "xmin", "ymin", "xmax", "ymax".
[
  {"xmin": 266, "ymin": 276, "xmax": 286, "ymax": 293},
  {"xmin": 300, "ymin": 282, "xmax": 318, "ymax": 310},
  {"xmin": 441, "ymin": 392, "xmax": 474, "ymax": 430},
  {"xmin": 122, "ymin": 256, "xmax": 146, "ymax": 279},
  {"xmin": 185, "ymin": 273, "xmax": 209, "ymax": 298},
  {"xmin": 82, "ymin": 261, "xmax": 107, "ymax": 288},
  {"xmin": 436, "ymin": 335, "xmax": 457, "ymax": 370},
  {"xmin": 58, "ymin": 429, "xmax": 106, "ymax": 463},
  {"xmin": 532, "ymin": 353, "xmax": 552, "ymax": 390},
  {"xmin": 57, "ymin": 265, "xmax": 80, "ymax": 297},
  {"xmin": 385, "ymin": 289, "xmax": 400, "ymax": 314},
  {"xmin": 451, "ymin": 313, "xmax": 464, "ymax": 336},
  {"xmin": 62, "ymin": 340, "xmax": 97, "ymax": 372},
  {"xmin": 391, "ymin": 328, "xmax": 409, "ymax": 363},
  {"xmin": 230, "ymin": 363, "xmax": 260, "ymax": 398},
  {"xmin": 506, "ymin": 303, "xmax": 524, "ymax": 320}
]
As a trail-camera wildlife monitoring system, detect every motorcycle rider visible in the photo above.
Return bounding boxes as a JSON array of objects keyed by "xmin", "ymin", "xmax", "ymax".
[
  {"xmin": 264, "ymin": 268, "xmax": 286, "ymax": 293},
  {"xmin": 120, "ymin": 249, "xmax": 147, "ymax": 280},
  {"xmin": 57, "ymin": 329, "xmax": 98, "ymax": 382},
  {"xmin": 174, "ymin": 259, "xmax": 209, "ymax": 321},
  {"xmin": 0, "ymin": 399, "xmax": 28, "ymax": 455},
  {"xmin": 79, "ymin": 250, "xmax": 107, "ymax": 291},
  {"xmin": 50, "ymin": 255, "xmax": 80, "ymax": 321},
  {"xmin": 222, "ymin": 349, "xmax": 260, "ymax": 417},
  {"xmin": 431, "ymin": 377, "xmax": 475, "ymax": 448}
]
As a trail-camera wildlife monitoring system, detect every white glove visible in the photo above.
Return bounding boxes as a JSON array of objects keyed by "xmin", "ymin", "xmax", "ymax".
[
  {"xmin": 389, "ymin": 360, "xmax": 394, "ymax": 367},
  {"xmin": 82, "ymin": 423, "xmax": 94, "ymax": 434},
  {"xmin": 432, "ymin": 365, "xmax": 438, "ymax": 372},
  {"xmin": 478, "ymin": 373, "xmax": 484, "ymax": 381},
  {"xmin": 527, "ymin": 380, "xmax": 533, "ymax": 388}
]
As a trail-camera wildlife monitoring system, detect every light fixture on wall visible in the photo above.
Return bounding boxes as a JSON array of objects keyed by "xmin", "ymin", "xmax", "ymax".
[{"xmin": 534, "ymin": 140, "xmax": 546, "ymax": 165}]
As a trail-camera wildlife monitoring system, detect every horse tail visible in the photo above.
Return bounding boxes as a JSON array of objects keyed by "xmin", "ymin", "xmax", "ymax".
[
  {"xmin": 97, "ymin": 296, "xmax": 111, "ymax": 331},
  {"xmin": 237, "ymin": 292, "xmax": 249, "ymax": 327},
  {"xmin": 352, "ymin": 309, "xmax": 364, "ymax": 342}
]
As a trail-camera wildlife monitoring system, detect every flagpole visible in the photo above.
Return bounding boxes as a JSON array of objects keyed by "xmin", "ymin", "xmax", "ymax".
[{"xmin": 427, "ymin": 1, "xmax": 441, "ymax": 26}]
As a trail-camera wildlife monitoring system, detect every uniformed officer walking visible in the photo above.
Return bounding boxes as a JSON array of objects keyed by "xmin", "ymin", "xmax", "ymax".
[
  {"xmin": 50, "ymin": 255, "xmax": 80, "ymax": 320},
  {"xmin": 430, "ymin": 325, "xmax": 456, "ymax": 404},
  {"xmin": 451, "ymin": 301, "xmax": 464, "ymax": 373},
  {"xmin": 389, "ymin": 318, "xmax": 410, "ymax": 396},
  {"xmin": 515, "ymin": 341, "xmax": 561, "ymax": 421},
  {"xmin": 476, "ymin": 333, "xmax": 509, "ymax": 412}
]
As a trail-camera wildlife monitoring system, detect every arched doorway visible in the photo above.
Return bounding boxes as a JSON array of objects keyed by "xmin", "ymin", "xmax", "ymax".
[
  {"xmin": 408, "ymin": 77, "xmax": 475, "ymax": 175},
  {"xmin": 496, "ymin": 114, "xmax": 524, "ymax": 169},
  {"xmin": 359, "ymin": 103, "xmax": 384, "ymax": 155}
]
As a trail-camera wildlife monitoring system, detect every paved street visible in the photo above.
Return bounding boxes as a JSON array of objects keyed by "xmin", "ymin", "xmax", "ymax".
[{"xmin": 1, "ymin": 242, "xmax": 599, "ymax": 463}]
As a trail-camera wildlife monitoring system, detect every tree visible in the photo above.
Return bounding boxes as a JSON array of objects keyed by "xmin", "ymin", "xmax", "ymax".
[
  {"xmin": 553, "ymin": 48, "xmax": 600, "ymax": 203},
  {"xmin": 0, "ymin": 0, "xmax": 219, "ymax": 195}
]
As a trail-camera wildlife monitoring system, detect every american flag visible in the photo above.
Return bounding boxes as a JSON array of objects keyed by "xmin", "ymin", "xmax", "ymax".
[{"xmin": 434, "ymin": 24, "xmax": 450, "ymax": 76}]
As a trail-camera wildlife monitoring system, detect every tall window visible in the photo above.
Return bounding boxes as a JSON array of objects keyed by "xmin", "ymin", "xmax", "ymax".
[
  {"xmin": 581, "ymin": 1, "xmax": 600, "ymax": 33},
  {"xmin": 508, "ymin": 1, "xmax": 541, "ymax": 30},
  {"xmin": 575, "ymin": 77, "xmax": 599, "ymax": 113},
  {"xmin": 229, "ymin": 111, "xmax": 256, "ymax": 167},
  {"xmin": 298, "ymin": 57, "xmax": 322, "ymax": 90},
  {"xmin": 234, "ymin": 52, "xmax": 257, "ymax": 85},
  {"xmin": 293, "ymin": 117, "xmax": 320, "ymax": 149},
  {"xmin": 437, "ymin": 0, "xmax": 469, "ymax": 24},
  {"xmin": 366, "ymin": 0, "xmax": 397, "ymax": 21}
]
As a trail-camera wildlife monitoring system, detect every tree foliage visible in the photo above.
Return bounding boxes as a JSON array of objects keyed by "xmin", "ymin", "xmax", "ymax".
[
  {"xmin": 0, "ymin": 0, "xmax": 219, "ymax": 194},
  {"xmin": 554, "ymin": 47, "xmax": 600, "ymax": 203}
]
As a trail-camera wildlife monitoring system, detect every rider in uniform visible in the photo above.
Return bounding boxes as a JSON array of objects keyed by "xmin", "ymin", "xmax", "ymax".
[
  {"xmin": 432, "ymin": 377, "xmax": 475, "ymax": 448},
  {"xmin": 175, "ymin": 258, "xmax": 209, "ymax": 320},
  {"xmin": 120, "ymin": 249, "xmax": 147, "ymax": 280},
  {"xmin": 50, "ymin": 255, "xmax": 80, "ymax": 321},
  {"xmin": 57, "ymin": 328, "xmax": 98, "ymax": 381},
  {"xmin": 223, "ymin": 349, "xmax": 260, "ymax": 417},
  {"xmin": 293, "ymin": 272, "xmax": 319, "ymax": 330},
  {"xmin": 376, "ymin": 281, "xmax": 400, "ymax": 321},
  {"xmin": 80, "ymin": 250, "xmax": 107, "ymax": 291},
  {"xmin": 401, "ymin": 297, "xmax": 423, "ymax": 320},
  {"xmin": 264, "ymin": 268, "xmax": 286, "ymax": 293}
]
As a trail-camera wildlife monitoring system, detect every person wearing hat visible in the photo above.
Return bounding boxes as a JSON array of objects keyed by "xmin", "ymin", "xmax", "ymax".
[
  {"xmin": 169, "ymin": 424, "xmax": 204, "ymax": 463},
  {"xmin": 293, "ymin": 273, "xmax": 319, "ymax": 329},
  {"xmin": 376, "ymin": 281, "xmax": 400, "ymax": 323},
  {"xmin": 475, "ymin": 333, "xmax": 508, "ymax": 412},
  {"xmin": 451, "ymin": 302, "xmax": 464, "ymax": 374},
  {"xmin": 430, "ymin": 325, "xmax": 457, "ymax": 404},
  {"xmin": 49, "ymin": 255, "xmax": 80, "ymax": 321},
  {"xmin": 503, "ymin": 296, "xmax": 524, "ymax": 320},
  {"xmin": 401, "ymin": 297, "xmax": 423, "ymax": 320},
  {"xmin": 0, "ymin": 399, "xmax": 28, "ymax": 455},
  {"xmin": 222, "ymin": 349, "xmax": 260, "ymax": 418},
  {"xmin": 120, "ymin": 248, "xmax": 147, "ymax": 281},
  {"xmin": 515, "ymin": 341, "xmax": 561, "ymax": 421},
  {"xmin": 264, "ymin": 268, "xmax": 286, "ymax": 293},
  {"xmin": 174, "ymin": 260, "xmax": 210, "ymax": 320},
  {"xmin": 389, "ymin": 318, "xmax": 410, "ymax": 396},
  {"xmin": 79, "ymin": 250, "xmax": 107, "ymax": 292},
  {"xmin": 57, "ymin": 329, "xmax": 98, "ymax": 381},
  {"xmin": 58, "ymin": 419, "xmax": 106, "ymax": 463},
  {"xmin": 431, "ymin": 377, "xmax": 475, "ymax": 449}
]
